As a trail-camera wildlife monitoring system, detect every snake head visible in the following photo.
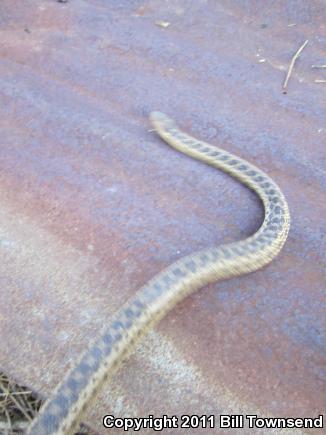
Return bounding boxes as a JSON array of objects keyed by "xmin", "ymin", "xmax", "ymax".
[{"xmin": 149, "ymin": 111, "xmax": 177, "ymax": 132}]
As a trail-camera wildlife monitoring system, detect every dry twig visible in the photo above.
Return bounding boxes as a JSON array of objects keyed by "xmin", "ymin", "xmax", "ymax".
[
  {"xmin": 282, "ymin": 40, "xmax": 308, "ymax": 91},
  {"xmin": 0, "ymin": 372, "xmax": 94, "ymax": 433}
]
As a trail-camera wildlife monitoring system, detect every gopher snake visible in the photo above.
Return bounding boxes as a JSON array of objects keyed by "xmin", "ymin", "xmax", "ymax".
[{"xmin": 27, "ymin": 112, "xmax": 290, "ymax": 434}]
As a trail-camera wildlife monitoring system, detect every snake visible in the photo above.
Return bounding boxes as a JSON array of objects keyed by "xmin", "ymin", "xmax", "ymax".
[{"xmin": 27, "ymin": 112, "xmax": 290, "ymax": 434}]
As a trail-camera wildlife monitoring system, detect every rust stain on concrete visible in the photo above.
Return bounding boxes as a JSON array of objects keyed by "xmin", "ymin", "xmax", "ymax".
[{"xmin": 0, "ymin": 0, "xmax": 325, "ymax": 433}]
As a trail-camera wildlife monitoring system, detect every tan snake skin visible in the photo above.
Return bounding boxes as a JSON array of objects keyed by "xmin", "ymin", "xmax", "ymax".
[{"xmin": 27, "ymin": 112, "xmax": 290, "ymax": 434}]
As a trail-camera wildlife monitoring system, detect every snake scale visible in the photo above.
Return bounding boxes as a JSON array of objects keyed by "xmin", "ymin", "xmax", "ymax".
[{"xmin": 27, "ymin": 112, "xmax": 290, "ymax": 434}]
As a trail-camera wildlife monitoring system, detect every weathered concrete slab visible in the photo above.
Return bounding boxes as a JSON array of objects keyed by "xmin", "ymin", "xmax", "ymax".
[{"xmin": 0, "ymin": 0, "xmax": 325, "ymax": 433}]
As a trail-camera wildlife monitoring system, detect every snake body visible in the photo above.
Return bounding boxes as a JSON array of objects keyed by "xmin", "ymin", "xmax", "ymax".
[{"xmin": 28, "ymin": 112, "xmax": 290, "ymax": 434}]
